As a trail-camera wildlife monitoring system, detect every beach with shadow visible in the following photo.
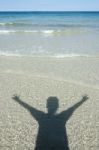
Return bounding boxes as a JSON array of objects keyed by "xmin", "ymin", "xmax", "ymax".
[
  {"xmin": 0, "ymin": 56, "xmax": 99, "ymax": 150},
  {"xmin": 12, "ymin": 94, "xmax": 88, "ymax": 150}
]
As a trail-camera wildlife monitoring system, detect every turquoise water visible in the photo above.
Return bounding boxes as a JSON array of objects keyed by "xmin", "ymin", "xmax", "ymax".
[{"xmin": 0, "ymin": 11, "xmax": 99, "ymax": 57}]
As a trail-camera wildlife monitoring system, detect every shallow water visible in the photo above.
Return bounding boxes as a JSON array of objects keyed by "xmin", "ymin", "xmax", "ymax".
[{"xmin": 0, "ymin": 11, "xmax": 99, "ymax": 57}]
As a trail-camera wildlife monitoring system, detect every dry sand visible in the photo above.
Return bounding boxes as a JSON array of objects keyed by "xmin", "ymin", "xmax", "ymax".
[{"xmin": 0, "ymin": 56, "xmax": 99, "ymax": 150}]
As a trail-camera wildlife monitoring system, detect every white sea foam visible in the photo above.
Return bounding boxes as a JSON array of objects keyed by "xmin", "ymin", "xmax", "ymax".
[
  {"xmin": 0, "ymin": 28, "xmax": 90, "ymax": 36},
  {"xmin": 0, "ymin": 23, "xmax": 6, "ymax": 25},
  {"xmin": 0, "ymin": 51, "xmax": 98, "ymax": 58},
  {"xmin": 41, "ymin": 30, "xmax": 54, "ymax": 34},
  {"xmin": 24, "ymin": 30, "xmax": 55, "ymax": 34},
  {"xmin": 54, "ymin": 54, "xmax": 81, "ymax": 58},
  {"xmin": 0, "ymin": 30, "xmax": 16, "ymax": 34},
  {"xmin": 0, "ymin": 29, "xmax": 55, "ymax": 34},
  {"xmin": 0, "ymin": 22, "xmax": 17, "ymax": 27},
  {"xmin": 0, "ymin": 52, "xmax": 23, "ymax": 57},
  {"xmin": 0, "ymin": 22, "xmax": 26, "ymax": 26},
  {"xmin": 50, "ymin": 53, "xmax": 99, "ymax": 58}
]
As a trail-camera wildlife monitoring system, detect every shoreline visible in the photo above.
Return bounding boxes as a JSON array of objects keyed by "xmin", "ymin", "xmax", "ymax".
[{"xmin": 0, "ymin": 53, "xmax": 99, "ymax": 58}]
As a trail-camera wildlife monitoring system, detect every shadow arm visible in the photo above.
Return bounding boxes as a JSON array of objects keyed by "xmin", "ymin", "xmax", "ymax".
[
  {"xmin": 12, "ymin": 95, "xmax": 32, "ymax": 111},
  {"xmin": 12, "ymin": 95, "xmax": 44, "ymax": 121},
  {"xmin": 61, "ymin": 95, "xmax": 88, "ymax": 120}
]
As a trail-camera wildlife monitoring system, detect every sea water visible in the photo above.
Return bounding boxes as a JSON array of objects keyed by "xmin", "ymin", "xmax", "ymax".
[{"xmin": 0, "ymin": 11, "xmax": 99, "ymax": 57}]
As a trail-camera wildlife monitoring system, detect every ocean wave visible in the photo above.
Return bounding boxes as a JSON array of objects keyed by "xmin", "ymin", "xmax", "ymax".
[
  {"xmin": 0, "ymin": 30, "xmax": 15, "ymax": 34},
  {"xmin": 0, "ymin": 22, "xmax": 30, "ymax": 26},
  {"xmin": 0, "ymin": 22, "xmax": 98, "ymax": 28},
  {"xmin": 0, "ymin": 29, "xmax": 86, "ymax": 35},
  {"xmin": 0, "ymin": 52, "xmax": 23, "ymax": 57},
  {"xmin": 0, "ymin": 29, "xmax": 56, "ymax": 35},
  {"xmin": 0, "ymin": 52, "xmax": 99, "ymax": 58},
  {"xmin": 0, "ymin": 23, "xmax": 6, "ymax": 26},
  {"xmin": 0, "ymin": 22, "xmax": 15, "ymax": 26},
  {"xmin": 52, "ymin": 54, "xmax": 99, "ymax": 58},
  {"xmin": 53, "ymin": 54, "xmax": 82, "ymax": 58},
  {"xmin": 41, "ymin": 30, "xmax": 54, "ymax": 34}
]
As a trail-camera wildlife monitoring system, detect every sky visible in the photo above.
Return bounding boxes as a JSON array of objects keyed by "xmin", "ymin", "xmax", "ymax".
[{"xmin": 0, "ymin": 0, "xmax": 99, "ymax": 11}]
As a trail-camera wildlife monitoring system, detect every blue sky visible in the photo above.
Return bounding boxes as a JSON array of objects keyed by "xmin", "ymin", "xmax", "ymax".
[{"xmin": 0, "ymin": 0, "xmax": 99, "ymax": 11}]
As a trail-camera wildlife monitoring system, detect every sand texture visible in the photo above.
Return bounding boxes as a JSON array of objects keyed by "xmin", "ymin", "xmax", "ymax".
[{"xmin": 0, "ymin": 56, "xmax": 99, "ymax": 150}]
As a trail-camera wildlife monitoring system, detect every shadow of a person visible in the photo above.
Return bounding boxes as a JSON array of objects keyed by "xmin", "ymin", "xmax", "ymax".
[{"xmin": 12, "ymin": 95, "xmax": 88, "ymax": 150}]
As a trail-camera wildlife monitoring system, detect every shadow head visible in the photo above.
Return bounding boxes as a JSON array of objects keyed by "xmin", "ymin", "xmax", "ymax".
[{"xmin": 46, "ymin": 97, "xmax": 59, "ymax": 114}]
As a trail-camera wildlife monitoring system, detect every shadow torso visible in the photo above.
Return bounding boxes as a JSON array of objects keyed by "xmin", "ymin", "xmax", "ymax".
[{"xmin": 34, "ymin": 112, "xmax": 69, "ymax": 150}]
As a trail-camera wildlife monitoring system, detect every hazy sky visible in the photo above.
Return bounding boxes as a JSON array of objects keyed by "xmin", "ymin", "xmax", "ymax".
[{"xmin": 0, "ymin": 0, "xmax": 99, "ymax": 11}]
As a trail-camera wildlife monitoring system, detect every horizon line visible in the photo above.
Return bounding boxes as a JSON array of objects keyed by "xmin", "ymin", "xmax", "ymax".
[{"xmin": 0, "ymin": 10, "xmax": 99, "ymax": 12}]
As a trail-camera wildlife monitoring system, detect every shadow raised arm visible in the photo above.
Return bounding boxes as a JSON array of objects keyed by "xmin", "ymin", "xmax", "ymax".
[
  {"xmin": 60, "ymin": 95, "xmax": 89, "ymax": 121},
  {"xmin": 12, "ymin": 94, "xmax": 32, "ymax": 111},
  {"xmin": 12, "ymin": 94, "xmax": 44, "ymax": 121}
]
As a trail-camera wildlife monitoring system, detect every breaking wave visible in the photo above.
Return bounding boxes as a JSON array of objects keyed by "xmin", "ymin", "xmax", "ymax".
[
  {"xmin": 0, "ymin": 29, "xmax": 56, "ymax": 34},
  {"xmin": 0, "ymin": 28, "xmax": 87, "ymax": 35},
  {"xmin": 0, "ymin": 51, "xmax": 99, "ymax": 58}
]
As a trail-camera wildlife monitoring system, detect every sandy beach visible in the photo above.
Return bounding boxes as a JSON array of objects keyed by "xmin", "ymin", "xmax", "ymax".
[{"xmin": 0, "ymin": 55, "xmax": 99, "ymax": 150}]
